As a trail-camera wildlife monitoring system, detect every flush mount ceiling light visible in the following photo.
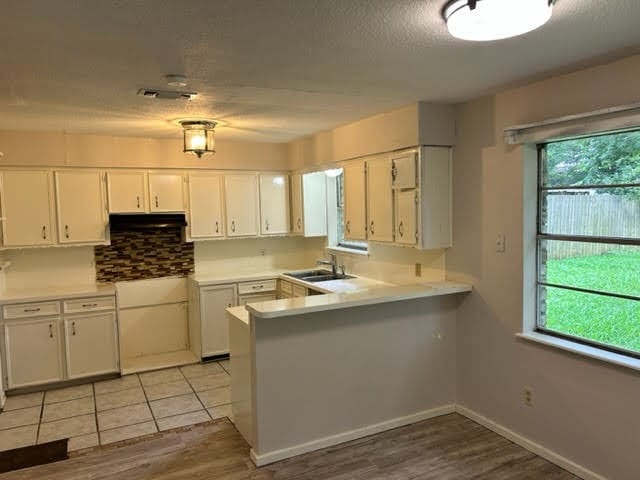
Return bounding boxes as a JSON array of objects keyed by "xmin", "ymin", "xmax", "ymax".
[
  {"xmin": 442, "ymin": 0, "xmax": 554, "ymax": 41},
  {"xmin": 179, "ymin": 120, "xmax": 217, "ymax": 158}
]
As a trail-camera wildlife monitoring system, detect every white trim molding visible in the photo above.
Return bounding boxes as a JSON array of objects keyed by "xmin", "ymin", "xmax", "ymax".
[
  {"xmin": 250, "ymin": 404, "xmax": 456, "ymax": 466},
  {"xmin": 456, "ymin": 405, "xmax": 606, "ymax": 480}
]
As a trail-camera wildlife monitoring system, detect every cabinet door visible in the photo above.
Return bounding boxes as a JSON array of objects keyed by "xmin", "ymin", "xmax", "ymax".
[
  {"xmin": 149, "ymin": 173, "xmax": 185, "ymax": 212},
  {"xmin": 107, "ymin": 171, "xmax": 147, "ymax": 213},
  {"xmin": 225, "ymin": 174, "xmax": 259, "ymax": 237},
  {"xmin": 259, "ymin": 174, "xmax": 289, "ymax": 235},
  {"xmin": 0, "ymin": 170, "xmax": 55, "ymax": 246},
  {"xmin": 290, "ymin": 173, "xmax": 303, "ymax": 234},
  {"xmin": 391, "ymin": 151, "xmax": 417, "ymax": 189},
  {"xmin": 64, "ymin": 312, "xmax": 118, "ymax": 379},
  {"xmin": 201, "ymin": 285, "xmax": 237, "ymax": 357},
  {"xmin": 366, "ymin": 157, "xmax": 394, "ymax": 242},
  {"xmin": 4, "ymin": 318, "xmax": 63, "ymax": 389},
  {"xmin": 188, "ymin": 173, "xmax": 224, "ymax": 239},
  {"xmin": 55, "ymin": 171, "xmax": 106, "ymax": 244},
  {"xmin": 395, "ymin": 190, "xmax": 417, "ymax": 246},
  {"xmin": 343, "ymin": 161, "xmax": 367, "ymax": 241}
]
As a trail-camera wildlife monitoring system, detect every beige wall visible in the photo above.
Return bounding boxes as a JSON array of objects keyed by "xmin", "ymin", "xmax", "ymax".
[
  {"xmin": 0, "ymin": 131, "xmax": 288, "ymax": 171},
  {"xmin": 449, "ymin": 53, "xmax": 640, "ymax": 480}
]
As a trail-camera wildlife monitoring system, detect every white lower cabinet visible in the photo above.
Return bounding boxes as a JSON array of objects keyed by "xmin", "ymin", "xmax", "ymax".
[
  {"xmin": 4, "ymin": 318, "xmax": 63, "ymax": 389},
  {"xmin": 190, "ymin": 283, "xmax": 237, "ymax": 359},
  {"xmin": 1, "ymin": 294, "xmax": 119, "ymax": 390},
  {"xmin": 64, "ymin": 312, "xmax": 119, "ymax": 379}
]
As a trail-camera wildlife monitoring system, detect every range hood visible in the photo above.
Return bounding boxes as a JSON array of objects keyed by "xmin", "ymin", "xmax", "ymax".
[{"xmin": 109, "ymin": 213, "xmax": 188, "ymax": 230}]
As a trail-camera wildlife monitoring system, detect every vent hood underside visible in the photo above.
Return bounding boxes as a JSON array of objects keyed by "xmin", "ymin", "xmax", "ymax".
[{"xmin": 109, "ymin": 214, "xmax": 187, "ymax": 230}]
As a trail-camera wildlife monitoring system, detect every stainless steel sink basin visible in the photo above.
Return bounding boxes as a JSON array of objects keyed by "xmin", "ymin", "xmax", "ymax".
[{"xmin": 284, "ymin": 270, "xmax": 355, "ymax": 283}]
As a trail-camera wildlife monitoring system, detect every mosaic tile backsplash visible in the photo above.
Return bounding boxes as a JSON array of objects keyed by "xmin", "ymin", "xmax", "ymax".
[{"xmin": 95, "ymin": 227, "xmax": 194, "ymax": 282}]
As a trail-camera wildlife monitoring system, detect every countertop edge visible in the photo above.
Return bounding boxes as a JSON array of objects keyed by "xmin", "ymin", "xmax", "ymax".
[{"xmin": 0, "ymin": 284, "xmax": 116, "ymax": 305}]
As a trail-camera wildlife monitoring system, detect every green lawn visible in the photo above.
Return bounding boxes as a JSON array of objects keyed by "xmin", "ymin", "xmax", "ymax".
[{"xmin": 544, "ymin": 250, "xmax": 640, "ymax": 353}]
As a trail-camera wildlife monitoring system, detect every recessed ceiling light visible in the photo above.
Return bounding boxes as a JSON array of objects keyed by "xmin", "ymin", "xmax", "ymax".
[
  {"xmin": 165, "ymin": 74, "xmax": 188, "ymax": 87},
  {"xmin": 442, "ymin": 0, "xmax": 554, "ymax": 42}
]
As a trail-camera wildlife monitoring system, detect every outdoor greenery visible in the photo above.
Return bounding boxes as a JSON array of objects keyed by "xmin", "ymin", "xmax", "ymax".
[
  {"xmin": 545, "ymin": 130, "xmax": 640, "ymax": 197},
  {"xmin": 544, "ymin": 251, "xmax": 640, "ymax": 352}
]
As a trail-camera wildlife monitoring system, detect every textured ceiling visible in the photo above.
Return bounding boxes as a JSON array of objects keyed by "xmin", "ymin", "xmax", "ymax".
[{"xmin": 1, "ymin": 0, "xmax": 640, "ymax": 142}]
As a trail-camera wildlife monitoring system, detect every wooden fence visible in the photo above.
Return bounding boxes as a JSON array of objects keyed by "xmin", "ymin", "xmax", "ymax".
[{"xmin": 544, "ymin": 194, "xmax": 640, "ymax": 259}]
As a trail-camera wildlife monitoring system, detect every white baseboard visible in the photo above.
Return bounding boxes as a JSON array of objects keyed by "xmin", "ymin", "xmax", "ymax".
[
  {"xmin": 455, "ymin": 405, "xmax": 605, "ymax": 480},
  {"xmin": 250, "ymin": 404, "xmax": 456, "ymax": 466}
]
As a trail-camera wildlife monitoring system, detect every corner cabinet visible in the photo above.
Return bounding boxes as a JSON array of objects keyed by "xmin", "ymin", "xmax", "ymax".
[
  {"xmin": 54, "ymin": 171, "xmax": 107, "ymax": 244},
  {"xmin": 0, "ymin": 170, "xmax": 57, "ymax": 247},
  {"xmin": 187, "ymin": 173, "xmax": 225, "ymax": 240},
  {"xmin": 290, "ymin": 171, "xmax": 327, "ymax": 237},
  {"xmin": 259, "ymin": 173, "xmax": 289, "ymax": 235},
  {"xmin": 225, "ymin": 174, "xmax": 259, "ymax": 237}
]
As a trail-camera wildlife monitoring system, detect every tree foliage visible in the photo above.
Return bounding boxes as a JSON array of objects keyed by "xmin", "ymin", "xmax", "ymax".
[{"xmin": 545, "ymin": 131, "xmax": 640, "ymax": 196}]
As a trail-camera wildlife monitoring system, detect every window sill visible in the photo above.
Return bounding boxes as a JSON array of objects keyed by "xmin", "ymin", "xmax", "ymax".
[
  {"xmin": 517, "ymin": 331, "xmax": 640, "ymax": 373},
  {"xmin": 326, "ymin": 246, "xmax": 369, "ymax": 257}
]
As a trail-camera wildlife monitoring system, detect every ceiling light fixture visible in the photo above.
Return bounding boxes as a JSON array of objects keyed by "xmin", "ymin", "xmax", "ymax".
[
  {"xmin": 179, "ymin": 120, "xmax": 217, "ymax": 158},
  {"xmin": 165, "ymin": 74, "xmax": 187, "ymax": 87},
  {"xmin": 442, "ymin": 0, "xmax": 554, "ymax": 42}
]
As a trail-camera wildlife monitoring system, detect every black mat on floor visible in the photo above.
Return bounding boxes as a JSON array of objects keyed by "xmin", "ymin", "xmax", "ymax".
[{"xmin": 0, "ymin": 438, "xmax": 68, "ymax": 473}]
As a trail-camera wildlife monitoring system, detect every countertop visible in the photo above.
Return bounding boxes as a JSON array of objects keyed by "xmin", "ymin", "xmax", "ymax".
[
  {"xmin": 226, "ymin": 305, "xmax": 249, "ymax": 325},
  {"xmin": 0, "ymin": 283, "xmax": 116, "ymax": 304},
  {"xmin": 245, "ymin": 281, "xmax": 472, "ymax": 319}
]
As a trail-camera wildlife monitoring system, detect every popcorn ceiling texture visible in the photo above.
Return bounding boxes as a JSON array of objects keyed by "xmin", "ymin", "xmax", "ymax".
[{"xmin": 95, "ymin": 227, "xmax": 193, "ymax": 282}]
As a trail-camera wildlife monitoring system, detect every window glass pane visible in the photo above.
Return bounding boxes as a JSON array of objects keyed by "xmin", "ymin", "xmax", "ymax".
[
  {"xmin": 539, "ymin": 187, "xmax": 640, "ymax": 238},
  {"xmin": 538, "ymin": 285, "xmax": 640, "ymax": 354},
  {"xmin": 538, "ymin": 240, "xmax": 640, "ymax": 297},
  {"xmin": 543, "ymin": 131, "xmax": 640, "ymax": 188}
]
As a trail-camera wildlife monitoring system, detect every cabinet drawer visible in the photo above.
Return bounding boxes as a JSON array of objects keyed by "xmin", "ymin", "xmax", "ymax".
[
  {"xmin": 292, "ymin": 284, "xmax": 307, "ymax": 297},
  {"xmin": 237, "ymin": 279, "xmax": 277, "ymax": 295},
  {"xmin": 64, "ymin": 296, "xmax": 116, "ymax": 313},
  {"xmin": 279, "ymin": 279, "xmax": 293, "ymax": 295},
  {"xmin": 3, "ymin": 301, "xmax": 61, "ymax": 319}
]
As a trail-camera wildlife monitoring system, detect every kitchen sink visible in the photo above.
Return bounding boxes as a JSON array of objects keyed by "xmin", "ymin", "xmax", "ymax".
[{"xmin": 284, "ymin": 270, "xmax": 355, "ymax": 283}]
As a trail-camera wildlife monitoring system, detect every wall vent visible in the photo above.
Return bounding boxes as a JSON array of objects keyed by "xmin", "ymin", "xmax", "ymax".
[{"xmin": 137, "ymin": 88, "xmax": 197, "ymax": 100}]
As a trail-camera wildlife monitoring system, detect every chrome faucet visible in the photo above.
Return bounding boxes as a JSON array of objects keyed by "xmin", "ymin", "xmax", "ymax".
[{"xmin": 317, "ymin": 253, "xmax": 337, "ymax": 276}]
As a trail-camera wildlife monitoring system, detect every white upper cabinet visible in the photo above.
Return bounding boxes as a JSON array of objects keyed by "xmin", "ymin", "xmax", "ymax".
[
  {"xmin": 225, "ymin": 174, "xmax": 259, "ymax": 237},
  {"xmin": 290, "ymin": 171, "xmax": 327, "ymax": 237},
  {"xmin": 0, "ymin": 170, "xmax": 56, "ymax": 247},
  {"xmin": 418, "ymin": 146, "xmax": 452, "ymax": 249},
  {"xmin": 187, "ymin": 173, "xmax": 225, "ymax": 239},
  {"xmin": 55, "ymin": 171, "xmax": 107, "ymax": 244},
  {"xmin": 259, "ymin": 173, "xmax": 289, "ymax": 235},
  {"xmin": 343, "ymin": 160, "xmax": 367, "ymax": 241},
  {"xmin": 395, "ymin": 190, "xmax": 417, "ymax": 246},
  {"xmin": 366, "ymin": 156, "xmax": 394, "ymax": 243},
  {"xmin": 391, "ymin": 151, "xmax": 417, "ymax": 189},
  {"xmin": 107, "ymin": 171, "xmax": 147, "ymax": 213},
  {"xmin": 149, "ymin": 172, "xmax": 185, "ymax": 212}
]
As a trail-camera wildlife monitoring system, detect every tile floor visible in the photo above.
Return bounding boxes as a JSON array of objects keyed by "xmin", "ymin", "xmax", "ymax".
[{"xmin": 0, "ymin": 359, "xmax": 232, "ymax": 453}]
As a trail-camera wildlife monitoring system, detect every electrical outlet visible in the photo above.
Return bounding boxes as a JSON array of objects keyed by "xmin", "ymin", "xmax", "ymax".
[
  {"xmin": 415, "ymin": 263, "xmax": 422, "ymax": 277},
  {"xmin": 524, "ymin": 387, "xmax": 534, "ymax": 407},
  {"xmin": 496, "ymin": 234, "xmax": 506, "ymax": 253}
]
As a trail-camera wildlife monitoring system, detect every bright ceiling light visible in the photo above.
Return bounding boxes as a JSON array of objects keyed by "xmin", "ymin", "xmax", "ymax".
[
  {"xmin": 443, "ymin": 0, "xmax": 554, "ymax": 42},
  {"xmin": 179, "ymin": 120, "xmax": 217, "ymax": 158}
]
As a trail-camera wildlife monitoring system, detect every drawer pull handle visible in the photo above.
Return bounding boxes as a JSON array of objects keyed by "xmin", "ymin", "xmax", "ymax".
[
  {"xmin": 398, "ymin": 221, "xmax": 404, "ymax": 237},
  {"xmin": 49, "ymin": 324, "xmax": 53, "ymax": 338},
  {"xmin": 23, "ymin": 307, "xmax": 41, "ymax": 313},
  {"xmin": 370, "ymin": 220, "xmax": 375, "ymax": 235},
  {"xmin": 215, "ymin": 221, "xmax": 219, "ymax": 233},
  {"xmin": 72, "ymin": 321, "xmax": 76, "ymax": 336},
  {"xmin": 297, "ymin": 218, "xmax": 301, "ymax": 230},
  {"xmin": 155, "ymin": 195, "xmax": 159, "ymax": 208},
  {"xmin": 265, "ymin": 220, "xmax": 269, "ymax": 231},
  {"xmin": 251, "ymin": 285, "xmax": 264, "ymax": 290},
  {"xmin": 65, "ymin": 225, "xmax": 70, "ymax": 239},
  {"xmin": 231, "ymin": 220, "xmax": 236, "ymax": 233},
  {"xmin": 346, "ymin": 219, "xmax": 350, "ymax": 234},
  {"xmin": 81, "ymin": 303, "xmax": 99, "ymax": 308},
  {"xmin": 136, "ymin": 195, "xmax": 141, "ymax": 209},
  {"xmin": 42, "ymin": 225, "xmax": 47, "ymax": 240}
]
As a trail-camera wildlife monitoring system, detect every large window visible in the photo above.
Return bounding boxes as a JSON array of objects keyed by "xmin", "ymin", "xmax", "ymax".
[{"xmin": 537, "ymin": 130, "xmax": 640, "ymax": 357}]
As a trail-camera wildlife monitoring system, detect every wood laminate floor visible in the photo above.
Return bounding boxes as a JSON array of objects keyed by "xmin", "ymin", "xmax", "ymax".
[{"xmin": 0, "ymin": 413, "xmax": 579, "ymax": 480}]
